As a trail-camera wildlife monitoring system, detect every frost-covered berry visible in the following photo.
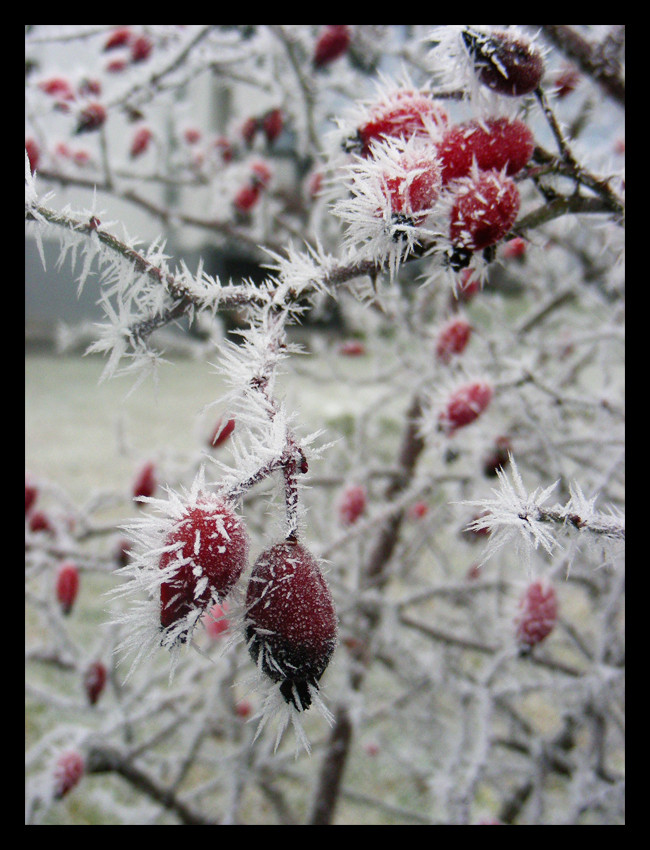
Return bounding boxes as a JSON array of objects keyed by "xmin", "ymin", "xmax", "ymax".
[
  {"xmin": 130, "ymin": 126, "xmax": 153, "ymax": 158},
  {"xmin": 233, "ymin": 183, "xmax": 261, "ymax": 213},
  {"xmin": 104, "ymin": 27, "xmax": 132, "ymax": 51},
  {"xmin": 39, "ymin": 76, "xmax": 75, "ymax": 101},
  {"xmin": 448, "ymin": 170, "xmax": 520, "ymax": 252},
  {"xmin": 382, "ymin": 150, "xmax": 442, "ymax": 227},
  {"xmin": 262, "ymin": 108, "xmax": 284, "ymax": 143},
  {"xmin": 209, "ymin": 417, "xmax": 236, "ymax": 449},
  {"xmin": 339, "ymin": 484, "xmax": 367, "ymax": 526},
  {"xmin": 83, "ymin": 660, "xmax": 107, "ymax": 705},
  {"xmin": 56, "ymin": 562, "xmax": 79, "ymax": 616},
  {"xmin": 133, "ymin": 461, "xmax": 156, "ymax": 504},
  {"xmin": 159, "ymin": 497, "xmax": 249, "ymax": 631},
  {"xmin": 245, "ymin": 540, "xmax": 337, "ymax": 711},
  {"xmin": 437, "ymin": 118, "xmax": 534, "ymax": 184},
  {"xmin": 75, "ymin": 102, "xmax": 106, "ymax": 134},
  {"xmin": 313, "ymin": 25, "xmax": 351, "ymax": 68},
  {"xmin": 440, "ymin": 381, "xmax": 493, "ymax": 434},
  {"xmin": 130, "ymin": 34, "xmax": 153, "ymax": 63},
  {"xmin": 29, "ymin": 509, "xmax": 53, "ymax": 534},
  {"xmin": 351, "ymin": 89, "xmax": 448, "ymax": 157},
  {"xmin": 435, "ymin": 315, "xmax": 472, "ymax": 363},
  {"xmin": 461, "ymin": 28, "xmax": 545, "ymax": 97},
  {"xmin": 515, "ymin": 579, "xmax": 558, "ymax": 649},
  {"xmin": 53, "ymin": 750, "xmax": 84, "ymax": 799}
]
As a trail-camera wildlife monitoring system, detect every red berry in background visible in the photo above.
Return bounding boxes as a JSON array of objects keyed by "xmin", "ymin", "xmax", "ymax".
[
  {"xmin": 29, "ymin": 510, "xmax": 53, "ymax": 534},
  {"xmin": 75, "ymin": 102, "xmax": 106, "ymax": 134},
  {"xmin": 461, "ymin": 28, "xmax": 545, "ymax": 97},
  {"xmin": 131, "ymin": 34, "xmax": 153, "ymax": 63},
  {"xmin": 250, "ymin": 159, "xmax": 273, "ymax": 188},
  {"xmin": 313, "ymin": 25, "xmax": 351, "ymax": 68},
  {"xmin": 214, "ymin": 135, "xmax": 233, "ymax": 163},
  {"xmin": 56, "ymin": 562, "xmax": 80, "ymax": 616},
  {"xmin": 106, "ymin": 58, "xmax": 128, "ymax": 74},
  {"xmin": 437, "ymin": 118, "xmax": 534, "ymax": 185},
  {"xmin": 25, "ymin": 479, "xmax": 38, "ymax": 514},
  {"xmin": 440, "ymin": 381, "xmax": 493, "ymax": 434},
  {"xmin": 209, "ymin": 417, "xmax": 236, "ymax": 448},
  {"xmin": 262, "ymin": 108, "xmax": 284, "ymax": 144},
  {"xmin": 408, "ymin": 501, "xmax": 429, "ymax": 520},
  {"xmin": 245, "ymin": 539, "xmax": 337, "ymax": 711},
  {"xmin": 53, "ymin": 751, "xmax": 84, "ymax": 800},
  {"xmin": 159, "ymin": 497, "xmax": 249, "ymax": 632},
  {"xmin": 233, "ymin": 183, "xmax": 261, "ymax": 213},
  {"xmin": 501, "ymin": 236, "xmax": 527, "ymax": 260},
  {"xmin": 354, "ymin": 89, "xmax": 448, "ymax": 157},
  {"xmin": 204, "ymin": 601, "xmax": 230, "ymax": 638},
  {"xmin": 183, "ymin": 127, "xmax": 201, "ymax": 145},
  {"xmin": 456, "ymin": 268, "xmax": 481, "ymax": 302},
  {"xmin": 83, "ymin": 660, "xmax": 107, "ymax": 705},
  {"xmin": 466, "ymin": 562, "xmax": 482, "ymax": 581},
  {"xmin": 241, "ymin": 116, "xmax": 259, "ymax": 147},
  {"xmin": 483, "ymin": 435, "xmax": 512, "ymax": 477},
  {"xmin": 235, "ymin": 699, "xmax": 252, "ymax": 719},
  {"xmin": 39, "ymin": 76, "xmax": 75, "ymax": 101},
  {"xmin": 515, "ymin": 579, "xmax": 558, "ymax": 649},
  {"xmin": 435, "ymin": 316, "xmax": 472, "ymax": 363},
  {"xmin": 133, "ymin": 461, "xmax": 156, "ymax": 504},
  {"xmin": 78, "ymin": 77, "xmax": 102, "ymax": 98},
  {"xmin": 552, "ymin": 64, "xmax": 580, "ymax": 99},
  {"xmin": 338, "ymin": 339, "xmax": 365, "ymax": 356},
  {"xmin": 448, "ymin": 170, "xmax": 520, "ymax": 252},
  {"xmin": 25, "ymin": 138, "xmax": 40, "ymax": 174},
  {"xmin": 104, "ymin": 27, "xmax": 132, "ymax": 51},
  {"xmin": 130, "ymin": 126, "xmax": 153, "ymax": 158},
  {"xmin": 339, "ymin": 484, "xmax": 367, "ymax": 526}
]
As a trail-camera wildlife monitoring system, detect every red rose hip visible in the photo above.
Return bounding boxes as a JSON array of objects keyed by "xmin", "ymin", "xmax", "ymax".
[{"xmin": 245, "ymin": 540, "xmax": 337, "ymax": 711}]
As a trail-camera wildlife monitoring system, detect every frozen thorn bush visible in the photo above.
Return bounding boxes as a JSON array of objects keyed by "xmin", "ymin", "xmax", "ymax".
[{"xmin": 245, "ymin": 539, "xmax": 337, "ymax": 714}]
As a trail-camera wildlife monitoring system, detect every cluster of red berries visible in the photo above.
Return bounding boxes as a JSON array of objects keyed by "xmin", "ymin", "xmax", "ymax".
[
  {"xmin": 233, "ymin": 159, "xmax": 274, "ymax": 215},
  {"xmin": 154, "ymin": 494, "xmax": 337, "ymax": 712},
  {"xmin": 103, "ymin": 27, "xmax": 153, "ymax": 72},
  {"xmin": 241, "ymin": 108, "xmax": 285, "ymax": 148}
]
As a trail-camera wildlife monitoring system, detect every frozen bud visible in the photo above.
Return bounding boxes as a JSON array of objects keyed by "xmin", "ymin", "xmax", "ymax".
[
  {"xmin": 245, "ymin": 540, "xmax": 337, "ymax": 711},
  {"xmin": 462, "ymin": 27, "xmax": 544, "ymax": 97},
  {"xmin": 515, "ymin": 579, "xmax": 558, "ymax": 649},
  {"xmin": 159, "ymin": 497, "xmax": 249, "ymax": 631}
]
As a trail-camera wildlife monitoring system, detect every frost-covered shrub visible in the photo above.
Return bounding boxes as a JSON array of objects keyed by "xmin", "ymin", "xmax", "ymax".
[{"xmin": 26, "ymin": 25, "xmax": 624, "ymax": 825}]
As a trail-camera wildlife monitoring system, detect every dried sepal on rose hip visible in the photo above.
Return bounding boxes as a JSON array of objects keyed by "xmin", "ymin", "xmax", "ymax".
[
  {"xmin": 461, "ymin": 27, "xmax": 545, "ymax": 97},
  {"xmin": 159, "ymin": 496, "xmax": 249, "ymax": 633},
  {"xmin": 245, "ymin": 539, "xmax": 337, "ymax": 711},
  {"xmin": 515, "ymin": 579, "xmax": 558, "ymax": 650}
]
